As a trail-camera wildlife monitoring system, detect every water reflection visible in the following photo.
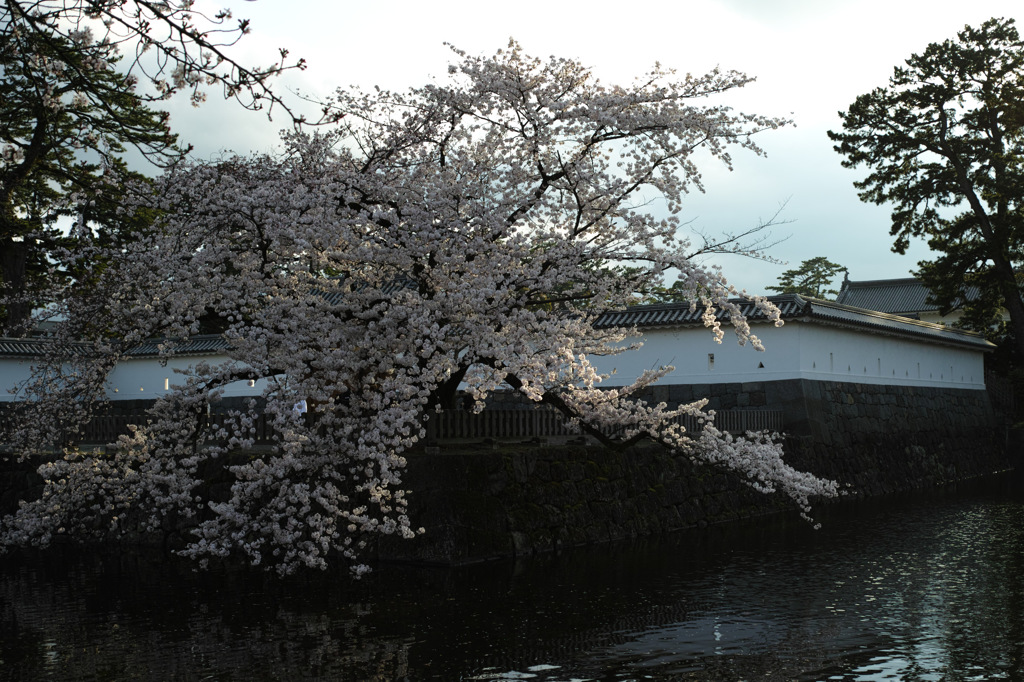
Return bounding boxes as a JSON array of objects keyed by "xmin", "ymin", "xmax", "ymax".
[{"xmin": 2, "ymin": 476, "xmax": 1024, "ymax": 680}]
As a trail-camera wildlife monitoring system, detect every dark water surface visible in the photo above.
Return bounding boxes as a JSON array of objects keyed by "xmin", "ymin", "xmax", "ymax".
[{"xmin": 3, "ymin": 475, "xmax": 1024, "ymax": 681}]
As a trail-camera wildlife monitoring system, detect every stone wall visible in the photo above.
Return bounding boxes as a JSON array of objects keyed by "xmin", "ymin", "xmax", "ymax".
[
  {"xmin": 376, "ymin": 379, "xmax": 1010, "ymax": 564},
  {"xmin": 1, "ymin": 379, "xmax": 1011, "ymax": 566}
]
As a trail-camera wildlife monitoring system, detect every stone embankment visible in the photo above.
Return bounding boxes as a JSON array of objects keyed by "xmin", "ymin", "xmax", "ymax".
[
  {"xmin": 377, "ymin": 379, "xmax": 1011, "ymax": 564},
  {"xmin": 0, "ymin": 379, "xmax": 1012, "ymax": 565}
]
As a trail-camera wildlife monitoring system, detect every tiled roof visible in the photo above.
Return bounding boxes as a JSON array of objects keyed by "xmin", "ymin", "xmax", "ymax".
[
  {"xmin": 318, "ymin": 277, "xmax": 418, "ymax": 306},
  {"xmin": 0, "ymin": 338, "xmax": 64, "ymax": 357},
  {"xmin": 594, "ymin": 294, "xmax": 993, "ymax": 351},
  {"xmin": 0, "ymin": 335, "xmax": 231, "ymax": 358},
  {"xmin": 595, "ymin": 296, "xmax": 807, "ymax": 328},
  {"xmin": 0, "ymin": 338, "xmax": 110, "ymax": 357},
  {"xmin": 806, "ymin": 298, "xmax": 990, "ymax": 349},
  {"xmin": 127, "ymin": 336, "xmax": 231, "ymax": 356},
  {"xmin": 834, "ymin": 277, "xmax": 978, "ymax": 314}
]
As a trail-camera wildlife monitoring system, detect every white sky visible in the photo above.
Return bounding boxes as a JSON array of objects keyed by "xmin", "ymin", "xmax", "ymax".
[{"xmin": 158, "ymin": 0, "xmax": 1024, "ymax": 294}]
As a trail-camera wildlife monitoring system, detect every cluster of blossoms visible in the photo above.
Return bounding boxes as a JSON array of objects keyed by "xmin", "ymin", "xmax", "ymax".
[
  {"xmin": 0, "ymin": 43, "xmax": 839, "ymax": 574},
  {"xmin": 1, "ymin": 144, "xmax": 24, "ymax": 166}
]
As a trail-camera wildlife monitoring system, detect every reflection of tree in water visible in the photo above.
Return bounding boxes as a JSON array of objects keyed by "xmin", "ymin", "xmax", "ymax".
[
  {"xmin": 800, "ymin": 497, "xmax": 1024, "ymax": 681},
  {"xmin": 0, "ymin": 537, "xmax": 781, "ymax": 679},
  {"xmin": 1003, "ymin": 507, "xmax": 1024, "ymax": 679},
  {"xmin": 933, "ymin": 503, "xmax": 1024, "ymax": 678},
  {"xmin": 1, "ymin": 482, "xmax": 1024, "ymax": 680},
  {"xmin": 0, "ymin": 550, "xmax": 415, "ymax": 680}
]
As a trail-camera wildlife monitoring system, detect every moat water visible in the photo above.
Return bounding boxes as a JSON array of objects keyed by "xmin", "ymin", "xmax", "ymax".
[{"xmin": 2, "ymin": 474, "xmax": 1024, "ymax": 681}]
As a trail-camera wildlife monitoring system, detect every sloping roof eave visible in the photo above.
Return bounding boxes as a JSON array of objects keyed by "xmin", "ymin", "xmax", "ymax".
[{"xmin": 593, "ymin": 294, "xmax": 994, "ymax": 352}]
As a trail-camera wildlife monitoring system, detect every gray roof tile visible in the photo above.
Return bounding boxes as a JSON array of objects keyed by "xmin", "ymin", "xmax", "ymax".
[
  {"xmin": 127, "ymin": 337, "xmax": 231, "ymax": 356},
  {"xmin": 0, "ymin": 335, "xmax": 231, "ymax": 358},
  {"xmin": 835, "ymin": 277, "xmax": 978, "ymax": 314}
]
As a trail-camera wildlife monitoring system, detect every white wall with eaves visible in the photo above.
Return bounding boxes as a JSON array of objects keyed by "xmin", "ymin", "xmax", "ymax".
[
  {"xmin": 591, "ymin": 321, "xmax": 987, "ymax": 390},
  {"xmin": 0, "ymin": 353, "xmax": 269, "ymax": 402},
  {"xmin": 0, "ymin": 320, "xmax": 989, "ymax": 403},
  {"xmin": 105, "ymin": 354, "xmax": 270, "ymax": 399}
]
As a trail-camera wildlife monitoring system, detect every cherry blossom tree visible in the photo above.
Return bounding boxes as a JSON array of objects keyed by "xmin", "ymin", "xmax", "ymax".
[{"xmin": 0, "ymin": 43, "xmax": 839, "ymax": 575}]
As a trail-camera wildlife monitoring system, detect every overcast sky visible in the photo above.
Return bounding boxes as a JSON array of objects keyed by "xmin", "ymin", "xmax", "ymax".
[{"xmin": 159, "ymin": 0, "xmax": 1024, "ymax": 295}]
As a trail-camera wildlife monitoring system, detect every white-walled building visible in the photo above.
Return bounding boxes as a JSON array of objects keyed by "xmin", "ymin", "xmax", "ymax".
[
  {"xmin": 591, "ymin": 294, "xmax": 992, "ymax": 390},
  {"xmin": 0, "ymin": 294, "xmax": 994, "ymax": 406}
]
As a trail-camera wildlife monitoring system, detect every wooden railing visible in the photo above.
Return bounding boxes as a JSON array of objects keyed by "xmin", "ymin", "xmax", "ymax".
[
  {"xmin": 68, "ymin": 407, "xmax": 784, "ymax": 446},
  {"xmin": 712, "ymin": 409, "xmax": 784, "ymax": 434},
  {"xmin": 77, "ymin": 413, "xmax": 281, "ymax": 446},
  {"xmin": 424, "ymin": 408, "xmax": 577, "ymax": 441}
]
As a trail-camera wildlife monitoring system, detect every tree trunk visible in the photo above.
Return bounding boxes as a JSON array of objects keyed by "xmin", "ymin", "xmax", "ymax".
[
  {"xmin": 0, "ymin": 237, "xmax": 31, "ymax": 336},
  {"xmin": 994, "ymin": 262, "xmax": 1024, "ymax": 363}
]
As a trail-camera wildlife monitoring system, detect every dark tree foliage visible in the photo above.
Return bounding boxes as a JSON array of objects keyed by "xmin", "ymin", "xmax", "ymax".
[
  {"xmin": 916, "ymin": 213, "xmax": 1018, "ymax": 335},
  {"xmin": 829, "ymin": 17, "xmax": 1024, "ymax": 358},
  {"xmin": 0, "ymin": 24, "xmax": 178, "ymax": 332},
  {"xmin": 766, "ymin": 256, "xmax": 847, "ymax": 300},
  {"xmin": 0, "ymin": 1, "xmax": 311, "ymax": 334}
]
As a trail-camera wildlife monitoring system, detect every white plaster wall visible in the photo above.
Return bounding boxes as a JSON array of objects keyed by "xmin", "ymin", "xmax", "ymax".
[
  {"xmin": 0, "ymin": 354, "xmax": 269, "ymax": 402},
  {"xmin": 0, "ymin": 358, "xmax": 36, "ymax": 401},
  {"xmin": 591, "ymin": 321, "xmax": 986, "ymax": 390},
  {"xmin": 106, "ymin": 354, "xmax": 270, "ymax": 399},
  {"xmin": 591, "ymin": 323, "xmax": 800, "ymax": 387},
  {"xmin": 919, "ymin": 310, "xmax": 962, "ymax": 326},
  {"xmin": 1, "ymin": 322, "xmax": 989, "ymax": 403},
  {"xmin": 794, "ymin": 323, "xmax": 985, "ymax": 388}
]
